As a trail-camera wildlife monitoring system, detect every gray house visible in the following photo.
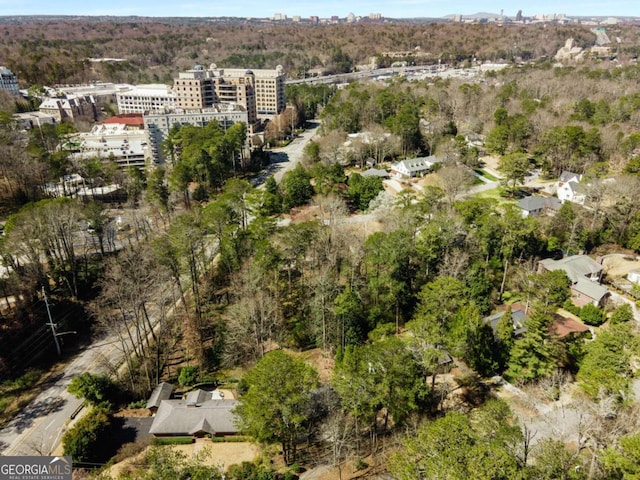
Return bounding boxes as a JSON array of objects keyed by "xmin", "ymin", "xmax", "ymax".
[
  {"xmin": 146, "ymin": 382, "xmax": 174, "ymax": 414},
  {"xmin": 483, "ymin": 307, "xmax": 528, "ymax": 337},
  {"xmin": 517, "ymin": 196, "xmax": 562, "ymax": 217},
  {"xmin": 148, "ymin": 389, "xmax": 240, "ymax": 438},
  {"xmin": 538, "ymin": 255, "xmax": 609, "ymax": 307}
]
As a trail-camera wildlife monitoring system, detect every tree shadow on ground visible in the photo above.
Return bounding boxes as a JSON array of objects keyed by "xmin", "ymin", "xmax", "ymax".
[{"xmin": 10, "ymin": 396, "xmax": 66, "ymax": 434}]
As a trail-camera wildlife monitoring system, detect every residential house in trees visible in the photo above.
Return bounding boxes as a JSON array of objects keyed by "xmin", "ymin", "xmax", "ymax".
[
  {"xmin": 391, "ymin": 156, "xmax": 440, "ymax": 178},
  {"xmin": 538, "ymin": 255, "xmax": 610, "ymax": 307},
  {"xmin": 146, "ymin": 382, "xmax": 174, "ymax": 414},
  {"xmin": 148, "ymin": 388, "xmax": 239, "ymax": 438},
  {"xmin": 555, "ymin": 171, "xmax": 586, "ymax": 204},
  {"xmin": 517, "ymin": 195, "xmax": 562, "ymax": 217},
  {"xmin": 484, "ymin": 304, "xmax": 590, "ymax": 338},
  {"xmin": 483, "ymin": 305, "xmax": 528, "ymax": 337}
]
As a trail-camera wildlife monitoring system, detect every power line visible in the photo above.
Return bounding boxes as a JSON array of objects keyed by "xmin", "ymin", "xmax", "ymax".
[{"xmin": 43, "ymin": 286, "xmax": 62, "ymax": 356}]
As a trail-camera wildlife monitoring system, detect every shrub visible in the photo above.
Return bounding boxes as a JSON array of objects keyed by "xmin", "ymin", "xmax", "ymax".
[
  {"xmin": 580, "ymin": 304, "xmax": 605, "ymax": 326},
  {"xmin": 62, "ymin": 407, "xmax": 111, "ymax": 462},
  {"xmin": 114, "ymin": 439, "xmax": 150, "ymax": 463},
  {"xmin": 152, "ymin": 436, "xmax": 194, "ymax": 445},
  {"xmin": 368, "ymin": 323, "xmax": 396, "ymax": 341},
  {"xmin": 209, "ymin": 435, "xmax": 250, "ymax": 443},
  {"xmin": 126, "ymin": 399, "xmax": 147, "ymax": 409},
  {"xmin": 0, "ymin": 397, "xmax": 10, "ymax": 414},
  {"xmin": 610, "ymin": 304, "xmax": 633, "ymax": 324},
  {"xmin": 562, "ymin": 299, "xmax": 581, "ymax": 316},
  {"xmin": 227, "ymin": 461, "xmax": 277, "ymax": 480},
  {"xmin": 178, "ymin": 366, "xmax": 198, "ymax": 387}
]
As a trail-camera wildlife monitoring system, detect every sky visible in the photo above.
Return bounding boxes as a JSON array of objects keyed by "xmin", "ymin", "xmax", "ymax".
[{"xmin": 1, "ymin": 0, "xmax": 638, "ymax": 19}]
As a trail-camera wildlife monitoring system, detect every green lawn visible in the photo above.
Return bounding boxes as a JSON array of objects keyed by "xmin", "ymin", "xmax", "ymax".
[{"xmin": 474, "ymin": 169, "xmax": 500, "ymax": 182}]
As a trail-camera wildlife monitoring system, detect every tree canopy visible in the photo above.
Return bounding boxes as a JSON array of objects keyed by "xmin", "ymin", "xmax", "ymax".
[{"xmin": 235, "ymin": 350, "xmax": 319, "ymax": 464}]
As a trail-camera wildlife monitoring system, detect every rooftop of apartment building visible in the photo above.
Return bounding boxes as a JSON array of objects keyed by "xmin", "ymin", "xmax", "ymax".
[
  {"xmin": 118, "ymin": 84, "xmax": 174, "ymax": 96},
  {"xmin": 67, "ymin": 122, "xmax": 147, "ymax": 162},
  {"xmin": 179, "ymin": 63, "xmax": 285, "ymax": 79},
  {"xmin": 152, "ymin": 103, "xmax": 247, "ymax": 115},
  {"xmin": 53, "ymin": 82, "xmax": 133, "ymax": 97},
  {"xmin": 103, "ymin": 114, "xmax": 145, "ymax": 127},
  {"xmin": 0, "ymin": 66, "xmax": 16, "ymax": 77}
]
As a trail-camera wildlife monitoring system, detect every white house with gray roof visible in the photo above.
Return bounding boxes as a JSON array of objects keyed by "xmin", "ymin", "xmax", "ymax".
[
  {"xmin": 556, "ymin": 171, "xmax": 586, "ymax": 205},
  {"xmin": 390, "ymin": 156, "xmax": 440, "ymax": 178}
]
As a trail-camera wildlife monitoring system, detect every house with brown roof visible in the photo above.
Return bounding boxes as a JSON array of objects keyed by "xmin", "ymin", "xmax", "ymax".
[{"xmin": 551, "ymin": 312, "xmax": 590, "ymax": 338}]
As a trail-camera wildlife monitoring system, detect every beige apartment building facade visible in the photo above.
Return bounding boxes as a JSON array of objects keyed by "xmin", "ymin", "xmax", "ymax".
[{"xmin": 173, "ymin": 64, "xmax": 285, "ymax": 124}]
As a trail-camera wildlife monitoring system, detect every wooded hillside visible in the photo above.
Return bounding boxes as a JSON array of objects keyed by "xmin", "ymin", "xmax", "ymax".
[{"xmin": 1, "ymin": 19, "xmax": 638, "ymax": 86}]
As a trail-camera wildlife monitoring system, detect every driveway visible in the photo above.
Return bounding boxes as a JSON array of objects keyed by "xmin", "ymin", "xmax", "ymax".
[
  {"xmin": 120, "ymin": 416, "xmax": 153, "ymax": 444},
  {"xmin": 609, "ymin": 290, "xmax": 640, "ymax": 323}
]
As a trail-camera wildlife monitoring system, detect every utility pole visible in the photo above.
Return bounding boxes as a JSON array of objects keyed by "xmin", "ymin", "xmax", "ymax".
[{"xmin": 43, "ymin": 286, "xmax": 61, "ymax": 356}]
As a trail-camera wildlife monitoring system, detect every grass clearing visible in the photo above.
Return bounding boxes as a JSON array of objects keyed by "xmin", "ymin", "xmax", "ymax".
[
  {"xmin": 474, "ymin": 169, "xmax": 500, "ymax": 182},
  {"xmin": 0, "ymin": 369, "xmax": 46, "ymax": 428}
]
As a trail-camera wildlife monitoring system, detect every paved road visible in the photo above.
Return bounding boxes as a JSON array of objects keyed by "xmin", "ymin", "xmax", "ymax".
[
  {"xmin": 253, "ymin": 120, "xmax": 320, "ymax": 187},
  {"xmin": 0, "ymin": 335, "xmax": 123, "ymax": 455}
]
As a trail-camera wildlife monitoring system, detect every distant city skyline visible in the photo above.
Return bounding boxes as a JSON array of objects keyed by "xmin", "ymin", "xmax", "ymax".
[{"xmin": 0, "ymin": 0, "xmax": 638, "ymax": 18}]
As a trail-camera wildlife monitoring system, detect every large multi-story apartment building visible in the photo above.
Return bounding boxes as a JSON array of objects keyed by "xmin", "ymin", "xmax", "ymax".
[
  {"xmin": 66, "ymin": 114, "xmax": 150, "ymax": 169},
  {"xmin": 116, "ymin": 84, "xmax": 176, "ymax": 114},
  {"xmin": 143, "ymin": 103, "xmax": 249, "ymax": 164},
  {"xmin": 0, "ymin": 66, "xmax": 20, "ymax": 95},
  {"xmin": 173, "ymin": 64, "xmax": 286, "ymax": 124},
  {"xmin": 39, "ymin": 95, "xmax": 98, "ymax": 123},
  {"xmin": 252, "ymin": 66, "xmax": 286, "ymax": 118}
]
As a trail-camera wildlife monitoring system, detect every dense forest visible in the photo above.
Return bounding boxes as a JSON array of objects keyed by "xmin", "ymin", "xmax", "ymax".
[
  {"xmin": 0, "ymin": 18, "xmax": 640, "ymax": 479},
  {"xmin": 0, "ymin": 19, "xmax": 639, "ymax": 86}
]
